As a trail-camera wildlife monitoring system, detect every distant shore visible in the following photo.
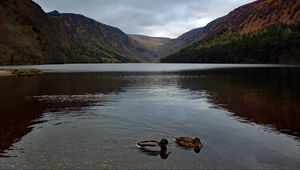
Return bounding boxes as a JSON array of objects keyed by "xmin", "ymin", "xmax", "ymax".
[{"xmin": 0, "ymin": 69, "xmax": 42, "ymax": 76}]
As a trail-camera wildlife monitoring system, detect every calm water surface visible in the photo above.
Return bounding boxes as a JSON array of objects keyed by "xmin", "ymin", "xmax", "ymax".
[{"xmin": 0, "ymin": 64, "xmax": 299, "ymax": 169}]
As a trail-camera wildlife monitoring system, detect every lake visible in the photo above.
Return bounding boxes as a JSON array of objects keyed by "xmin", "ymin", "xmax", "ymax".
[{"xmin": 0, "ymin": 64, "xmax": 299, "ymax": 169}]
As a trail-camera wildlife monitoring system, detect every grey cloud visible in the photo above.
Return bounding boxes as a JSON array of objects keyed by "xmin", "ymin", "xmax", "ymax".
[{"xmin": 34, "ymin": 0, "xmax": 254, "ymax": 38}]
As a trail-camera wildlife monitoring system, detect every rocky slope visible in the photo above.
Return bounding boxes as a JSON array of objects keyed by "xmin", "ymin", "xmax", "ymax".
[
  {"xmin": 0, "ymin": 0, "xmax": 156, "ymax": 65},
  {"xmin": 158, "ymin": 0, "xmax": 300, "ymax": 58}
]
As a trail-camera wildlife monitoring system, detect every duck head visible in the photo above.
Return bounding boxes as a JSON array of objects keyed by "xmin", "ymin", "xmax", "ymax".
[
  {"xmin": 193, "ymin": 137, "xmax": 201, "ymax": 146},
  {"xmin": 193, "ymin": 137, "xmax": 202, "ymax": 153},
  {"xmin": 159, "ymin": 138, "xmax": 168, "ymax": 151},
  {"xmin": 160, "ymin": 138, "xmax": 168, "ymax": 145}
]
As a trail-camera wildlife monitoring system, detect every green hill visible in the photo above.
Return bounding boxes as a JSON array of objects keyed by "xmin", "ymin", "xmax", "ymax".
[
  {"xmin": 159, "ymin": 0, "xmax": 300, "ymax": 64},
  {"xmin": 161, "ymin": 23, "xmax": 300, "ymax": 64}
]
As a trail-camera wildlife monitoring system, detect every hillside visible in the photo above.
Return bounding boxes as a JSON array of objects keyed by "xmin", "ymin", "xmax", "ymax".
[
  {"xmin": 53, "ymin": 13, "xmax": 156, "ymax": 63},
  {"xmin": 158, "ymin": 0, "xmax": 300, "ymax": 58},
  {"xmin": 0, "ymin": 0, "xmax": 156, "ymax": 65},
  {"xmin": 161, "ymin": 22, "xmax": 300, "ymax": 64},
  {"xmin": 0, "ymin": 0, "xmax": 61, "ymax": 64},
  {"xmin": 129, "ymin": 34, "xmax": 170, "ymax": 53}
]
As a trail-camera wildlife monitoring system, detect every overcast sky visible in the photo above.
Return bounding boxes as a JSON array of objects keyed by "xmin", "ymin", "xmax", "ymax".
[{"xmin": 34, "ymin": 0, "xmax": 254, "ymax": 38}]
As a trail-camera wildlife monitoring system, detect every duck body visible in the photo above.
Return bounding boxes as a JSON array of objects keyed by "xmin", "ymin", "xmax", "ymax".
[
  {"xmin": 136, "ymin": 139, "xmax": 170, "ymax": 159},
  {"xmin": 136, "ymin": 140, "xmax": 163, "ymax": 152},
  {"xmin": 175, "ymin": 137, "xmax": 202, "ymax": 148}
]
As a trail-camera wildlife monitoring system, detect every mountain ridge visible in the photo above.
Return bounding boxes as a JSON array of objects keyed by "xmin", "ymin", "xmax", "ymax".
[
  {"xmin": 161, "ymin": 22, "xmax": 300, "ymax": 64},
  {"xmin": 0, "ymin": 0, "xmax": 156, "ymax": 65},
  {"xmin": 158, "ymin": 0, "xmax": 300, "ymax": 58},
  {"xmin": 1, "ymin": 0, "xmax": 299, "ymax": 64},
  {"xmin": 53, "ymin": 12, "xmax": 157, "ymax": 62}
]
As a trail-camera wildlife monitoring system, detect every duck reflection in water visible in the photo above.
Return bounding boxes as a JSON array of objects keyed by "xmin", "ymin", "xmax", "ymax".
[
  {"xmin": 175, "ymin": 137, "xmax": 203, "ymax": 153},
  {"xmin": 136, "ymin": 139, "xmax": 171, "ymax": 159}
]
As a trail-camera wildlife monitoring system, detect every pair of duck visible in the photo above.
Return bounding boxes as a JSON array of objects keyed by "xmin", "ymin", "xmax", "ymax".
[{"xmin": 136, "ymin": 137, "xmax": 203, "ymax": 157}]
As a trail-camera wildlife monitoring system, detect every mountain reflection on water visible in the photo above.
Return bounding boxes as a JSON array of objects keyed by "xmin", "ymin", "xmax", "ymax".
[
  {"xmin": 0, "ymin": 73, "xmax": 127, "ymax": 154},
  {"xmin": 178, "ymin": 68, "xmax": 300, "ymax": 137},
  {"xmin": 0, "ymin": 66, "xmax": 299, "ymax": 169}
]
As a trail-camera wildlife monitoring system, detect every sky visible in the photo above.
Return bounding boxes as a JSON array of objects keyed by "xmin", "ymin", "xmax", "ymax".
[{"xmin": 34, "ymin": 0, "xmax": 254, "ymax": 38}]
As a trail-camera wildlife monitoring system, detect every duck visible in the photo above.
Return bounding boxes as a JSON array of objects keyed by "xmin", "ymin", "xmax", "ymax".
[
  {"xmin": 136, "ymin": 139, "xmax": 170, "ymax": 159},
  {"xmin": 136, "ymin": 138, "xmax": 168, "ymax": 152},
  {"xmin": 175, "ymin": 137, "xmax": 203, "ymax": 153}
]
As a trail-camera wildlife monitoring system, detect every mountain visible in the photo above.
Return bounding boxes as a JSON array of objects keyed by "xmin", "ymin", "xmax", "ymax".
[
  {"xmin": 0, "ymin": 0, "xmax": 60, "ymax": 64},
  {"xmin": 52, "ymin": 13, "xmax": 156, "ymax": 63},
  {"xmin": 159, "ymin": 0, "xmax": 300, "ymax": 62},
  {"xmin": 0, "ymin": 0, "xmax": 156, "ymax": 65},
  {"xmin": 129, "ymin": 34, "xmax": 170, "ymax": 52},
  {"xmin": 162, "ymin": 22, "xmax": 300, "ymax": 63}
]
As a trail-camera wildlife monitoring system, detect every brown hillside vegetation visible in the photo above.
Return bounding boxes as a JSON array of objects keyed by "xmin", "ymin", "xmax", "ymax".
[
  {"xmin": 129, "ymin": 34, "xmax": 170, "ymax": 51},
  {"xmin": 0, "ymin": 0, "xmax": 156, "ymax": 65}
]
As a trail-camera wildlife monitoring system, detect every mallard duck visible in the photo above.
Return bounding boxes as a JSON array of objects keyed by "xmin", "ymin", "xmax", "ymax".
[
  {"xmin": 175, "ymin": 137, "xmax": 203, "ymax": 153},
  {"xmin": 136, "ymin": 139, "xmax": 168, "ymax": 152},
  {"xmin": 136, "ymin": 139, "xmax": 171, "ymax": 159}
]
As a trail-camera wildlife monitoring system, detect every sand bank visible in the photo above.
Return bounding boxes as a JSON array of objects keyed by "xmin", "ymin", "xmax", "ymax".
[{"xmin": 0, "ymin": 70, "xmax": 13, "ymax": 76}]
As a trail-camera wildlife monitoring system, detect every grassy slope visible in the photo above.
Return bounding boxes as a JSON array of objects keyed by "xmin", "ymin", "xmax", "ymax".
[
  {"xmin": 129, "ymin": 35, "xmax": 170, "ymax": 50},
  {"xmin": 161, "ymin": 23, "xmax": 300, "ymax": 64},
  {"xmin": 157, "ymin": 0, "xmax": 300, "ymax": 58}
]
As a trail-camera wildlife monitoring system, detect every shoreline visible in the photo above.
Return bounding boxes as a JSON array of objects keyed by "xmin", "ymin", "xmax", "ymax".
[
  {"xmin": 0, "ymin": 70, "xmax": 13, "ymax": 76},
  {"xmin": 0, "ymin": 69, "xmax": 42, "ymax": 76}
]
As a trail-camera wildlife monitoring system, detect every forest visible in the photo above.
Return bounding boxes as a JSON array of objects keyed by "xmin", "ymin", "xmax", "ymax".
[{"xmin": 161, "ymin": 23, "xmax": 300, "ymax": 64}]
